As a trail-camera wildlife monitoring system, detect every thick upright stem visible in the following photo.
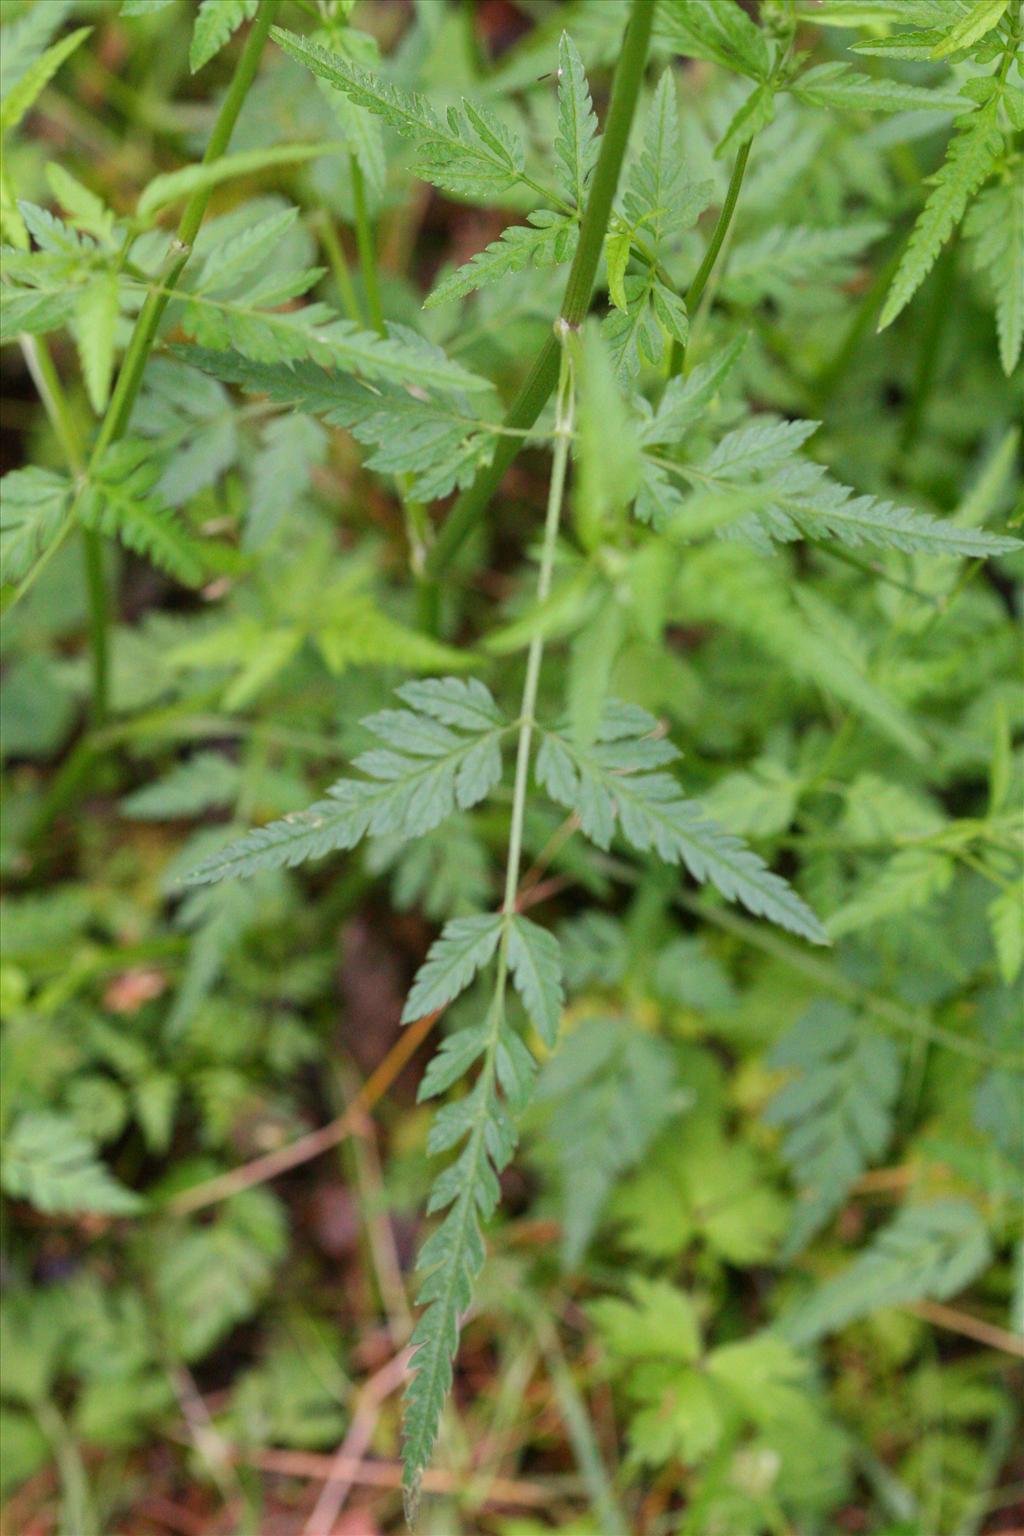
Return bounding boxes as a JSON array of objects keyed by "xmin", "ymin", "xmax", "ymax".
[
  {"xmin": 502, "ymin": 341, "xmax": 574, "ymax": 915},
  {"xmin": 667, "ymin": 136, "xmax": 753, "ymax": 378},
  {"xmin": 424, "ymin": 0, "xmax": 654, "ymax": 591}
]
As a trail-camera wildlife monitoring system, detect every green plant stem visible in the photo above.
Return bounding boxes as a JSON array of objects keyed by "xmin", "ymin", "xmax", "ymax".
[
  {"xmin": 316, "ymin": 208, "xmax": 361, "ymax": 324},
  {"xmin": 82, "ymin": 533, "xmax": 110, "ymax": 724},
  {"xmin": 350, "ymin": 154, "xmax": 384, "ymax": 332},
  {"xmin": 403, "ymin": 344, "xmax": 574, "ymax": 1520},
  {"xmin": 18, "ymin": 334, "xmax": 111, "ymax": 722},
  {"xmin": 19, "ymin": 334, "xmax": 83, "ymax": 473},
  {"xmin": 502, "ymin": 343, "xmax": 574, "ymax": 914},
  {"xmin": 424, "ymin": 0, "xmax": 654, "ymax": 595},
  {"xmin": 91, "ymin": 0, "xmax": 280, "ymax": 466},
  {"xmin": 43, "ymin": 0, "xmax": 274, "ymax": 730},
  {"xmin": 667, "ymin": 136, "xmax": 752, "ymax": 378},
  {"xmin": 34, "ymin": 1398, "xmax": 95, "ymax": 1536}
]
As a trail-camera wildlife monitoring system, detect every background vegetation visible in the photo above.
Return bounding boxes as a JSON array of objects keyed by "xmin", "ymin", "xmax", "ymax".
[{"xmin": 1, "ymin": 2, "xmax": 1022, "ymax": 1534}]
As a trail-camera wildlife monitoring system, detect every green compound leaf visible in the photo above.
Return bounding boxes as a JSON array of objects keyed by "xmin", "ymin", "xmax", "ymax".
[
  {"xmin": 880, "ymin": 101, "xmax": 1004, "ymax": 331},
  {"xmin": 80, "ymin": 441, "xmax": 207, "ymax": 586},
  {"xmin": 0, "ymin": 465, "xmax": 73, "ymax": 584},
  {"xmin": 425, "ymin": 211, "xmax": 577, "ymax": 309},
  {"xmin": 667, "ymin": 418, "xmax": 1022, "ymax": 557},
  {"xmin": 401, "ymin": 915, "xmax": 504, "ymax": 1023},
  {"xmin": 189, "ymin": 0, "xmax": 256, "ymax": 74},
  {"xmin": 2, "ymin": 1112, "xmax": 143, "ymax": 1215},
  {"xmin": 554, "ymin": 32, "xmax": 599, "ymax": 211},
  {"xmin": 183, "ymin": 679, "xmax": 508, "ymax": 885},
  {"xmin": 781, "ymin": 1200, "xmax": 992, "ymax": 1346},
  {"xmin": 272, "ymin": 28, "xmax": 525, "ymax": 202},
  {"xmin": 790, "ymin": 61, "xmax": 968, "ymax": 115},
  {"xmin": 765, "ymin": 1002, "xmax": 902, "ymax": 1255},
  {"xmin": 964, "ymin": 172, "xmax": 1024, "ymax": 375},
  {"xmin": 536, "ymin": 702, "xmax": 828, "ymax": 944},
  {"xmin": 507, "ymin": 914, "xmax": 564, "ymax": 1045}
]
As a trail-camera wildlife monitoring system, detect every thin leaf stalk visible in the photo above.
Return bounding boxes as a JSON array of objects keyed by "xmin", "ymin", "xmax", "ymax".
[
  {"xmin": 315, "ymin": 207, "xmax": 362, "ymax": 324},
  {"xmin": 18, "ymin": 333, "xmax": 110, "ymax": 722},
  {"xmin": 92, "ymin": 0, "xmax": 280, "ymax": 465},
  {"xmin": 668, "ymin": 136, "xmax": 753, "ymax": 378},
  {"xmin": 424, "ymin": 0, "xmax": 655, "ymax": 592},
  {"xmin": 502, "ymin": 337, "xmax": 575, "ymax": 916}
]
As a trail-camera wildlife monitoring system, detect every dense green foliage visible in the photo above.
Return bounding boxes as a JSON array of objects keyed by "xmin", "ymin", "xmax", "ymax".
[{"xmin": 1, "ymin": 1, "xmax": 1022, "ymax": 1533}]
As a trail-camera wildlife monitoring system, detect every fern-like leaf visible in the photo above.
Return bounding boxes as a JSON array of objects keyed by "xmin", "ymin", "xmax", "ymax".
[
  {"xmin": 190, "ymin": 0, "xmax": 256, "ymax": 74},
  {"xmin": 536, "ymin": 702, "xmax": 827, "ymax": 943},
  {"xmin": 0, "ymin": 466, "xmax": 72, "ymax": 583},
  {"xmin": 506, "ymin": 915, "xmax": 564, "ymax": 1045},
  {"xmin": 765, "ymin": 1002, "xmax": 902, "ymax": 1255},
  {"xmin": 425, "ymin": 211, "xmax": 577, "ymax": 308},
  {"xmin": 622, "ymin": 71, "xmax": 711, "ymax": 247},
  {"xmin": 790, "ymin": 61, "xmax": 968, "ymax": 115},
  {"xmin": 401, "ymin": 915, "xmax": 504, "ymax": 1022},
  {"xmin": 538, "ymin": 1018, "xmax": 681, "ymax": 1265},
  {"xmin": 2, "ymin": 1112, "xmax": 143, "ymax": 1215},
  {"xmin": 183, "ymin": 679, "xmax": 508, "ymax": 885},
  {"xmin": 554, "ymin": 31, "xmax": 599, "ymax": 211},
  {"xmin": 931, "ymin": 0, "xmax": 1009, "ymax": 58},
  {"xmin": 880, "ymin": 100, "xmax": 1004, "ymax": 330},
  {"xmin": 655, "ymin": 0, "xmax": 770, "ymax": 82},
  {"xmin": 964, "ymin": 172, "xmax": 1024, "ymax": 375},
  {"xmin": 667, "ymin": 418, "xmax": 1021, "ymax": 556},
  {"xmin": 271, "ymin": 28, "xmax": 526, "ymax": 202},
  {"xmin": 177, "ymin": 289, "xmax": 491, "ymax": 395},
  {"xmin": 180, "ymin": 346, "xmax": 497, "ymax": 503},
  {"xmin": 80, "ymin": 441, "xmax": 206, "ymax": 586},
  {"xmin": 781, "ymin": 1200, "xmax": 992, "ymax": 1346}
]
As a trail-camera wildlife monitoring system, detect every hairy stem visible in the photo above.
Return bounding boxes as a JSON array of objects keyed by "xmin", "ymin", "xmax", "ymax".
[
  {"xmin": 668, "ymin": 136, "xmax": 753, "ymax": 378},
  {"xmin": 424, "ymin": 0, "xmax": 654, "ymax": 594}
]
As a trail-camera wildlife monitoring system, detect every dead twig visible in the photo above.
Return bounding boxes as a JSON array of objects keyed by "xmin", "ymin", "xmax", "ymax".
[
  {"xmin": 227, "ymin": 1446, "xmax": 562, "ymax": 1509},
  {"xmin": 904, "ymin": 1300, "xmax": 1024, "ymax": 1359},
  {"xmin": 169, "ymin": 1009, "xmax": 440, "ymax": 1215},
  {"xmin": 303, "ymin": 1350, "xmax": 412, "ymax": 1535}
]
